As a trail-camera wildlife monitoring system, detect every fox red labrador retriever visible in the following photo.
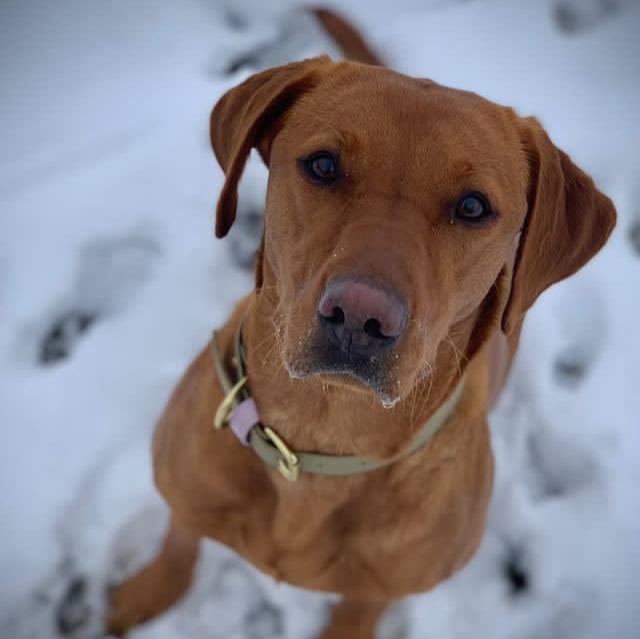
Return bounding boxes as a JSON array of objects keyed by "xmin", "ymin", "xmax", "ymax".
[{"xmin": 106, "ymin": 10, "xmax": 615, "ymax": 639}]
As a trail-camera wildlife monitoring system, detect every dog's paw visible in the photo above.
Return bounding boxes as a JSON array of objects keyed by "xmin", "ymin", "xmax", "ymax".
[
  {"xmin": 105, "ymin": 554, "xmax": 195, "ymax": 638},
  {"xmin": 105, "ymin": 574, "xmax": 152, "ymax": 638}
]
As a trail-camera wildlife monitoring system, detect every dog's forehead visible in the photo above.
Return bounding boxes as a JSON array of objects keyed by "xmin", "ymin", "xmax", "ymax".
[{"xmin": 288, "ymin": 65, "xmax": 525, "ymax": 183}]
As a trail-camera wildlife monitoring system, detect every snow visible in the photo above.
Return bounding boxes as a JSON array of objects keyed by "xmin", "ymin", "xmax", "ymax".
[{"xmin": 1, "ymin": 0, "xmax": 638, "ymax": 637}]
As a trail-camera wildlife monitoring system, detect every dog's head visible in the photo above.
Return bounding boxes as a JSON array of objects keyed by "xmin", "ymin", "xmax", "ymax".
[{"xmin": 211, "ymin": 57, "xmax": 615, "ymax": 406}]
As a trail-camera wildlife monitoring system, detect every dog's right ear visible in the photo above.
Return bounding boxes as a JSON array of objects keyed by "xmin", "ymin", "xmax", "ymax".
[
  {"xmin": 210, "ymin": 56, "xmax": 331, "ymax": 238},
  {"xmin": 501, "ymin": 117, "xmax": 616, "ymax": 333}
]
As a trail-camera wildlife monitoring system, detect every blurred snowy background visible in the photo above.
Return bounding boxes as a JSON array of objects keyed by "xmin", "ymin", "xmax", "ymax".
[{"xmin": 1, "ymin": 0, "xmax": 639, "ymax": 637}]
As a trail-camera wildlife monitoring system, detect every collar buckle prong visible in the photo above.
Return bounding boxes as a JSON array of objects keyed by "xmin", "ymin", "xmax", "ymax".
[
  {"xmin": 214, "ymin": 376, "xmax": 248, "ymax": 429},
  {"xmin": 263, "ymin": 426, "xmax": 300, "ymax": 481}
]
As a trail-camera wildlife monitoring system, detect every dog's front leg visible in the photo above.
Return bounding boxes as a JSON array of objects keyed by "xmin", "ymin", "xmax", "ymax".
[
  {"xmin": 318, "ymin": 598, "xmax": 390, "ymax": 639},
  {"xmin": 105, "ymin": 515, "xmax": 200, "ymax": 636}
]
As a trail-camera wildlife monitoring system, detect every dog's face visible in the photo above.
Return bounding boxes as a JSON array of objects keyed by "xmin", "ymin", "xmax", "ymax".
[
  {"xmin": 211, "ymin": 58, "xmax": 615, "ymax": 406},
  {"xmin": 262, "ymin": 72, "xmax": 529, "ymax": 405}
]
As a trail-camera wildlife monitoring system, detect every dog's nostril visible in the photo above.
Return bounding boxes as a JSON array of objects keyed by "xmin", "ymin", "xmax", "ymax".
[
  {"xmin": 317, "ymin": 278, "xmax": 407, "ymax": 354},
  {"xmin": 363, "ymin": 318, "xmax": 387, "ymax": 340},
  {"xmin": 321, "ymin": 306, "xmax": 345, "ymax": 326}
]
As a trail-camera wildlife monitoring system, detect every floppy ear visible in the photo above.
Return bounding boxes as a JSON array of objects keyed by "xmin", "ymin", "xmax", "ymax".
[
  {"xmin": 501, "ymin": 118, "xmax": 616, "ymax": 333},
  {"xmin": 210, "ymin": 56, "xmax": 331, "ymax": 238}
]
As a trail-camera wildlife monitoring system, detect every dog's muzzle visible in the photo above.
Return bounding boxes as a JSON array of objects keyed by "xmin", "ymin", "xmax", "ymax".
[{"xmin": 309, "ymin": 276, "xmax": 408, "ymax": 401}]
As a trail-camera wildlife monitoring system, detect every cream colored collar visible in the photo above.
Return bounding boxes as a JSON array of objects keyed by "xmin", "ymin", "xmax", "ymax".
[{"xmin": 211, "ymin": 325, "xmax": 464, "ymax": 481}]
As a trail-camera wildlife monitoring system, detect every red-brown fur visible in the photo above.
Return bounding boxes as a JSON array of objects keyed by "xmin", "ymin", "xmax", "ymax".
[{"xmin": 106, "ymin": 9, "xmax": 615, "ymax": 638}]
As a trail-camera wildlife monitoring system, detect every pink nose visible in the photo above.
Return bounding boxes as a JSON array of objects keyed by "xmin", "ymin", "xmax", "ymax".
[{"xmin": 317, "ymin": 277, "xmax": 407, "ymax": 354}]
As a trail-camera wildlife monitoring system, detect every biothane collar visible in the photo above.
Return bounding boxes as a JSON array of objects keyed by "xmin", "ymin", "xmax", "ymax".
[{"xmin": 211, "ymin": 324, "xmax": 464, "ymax": 482}]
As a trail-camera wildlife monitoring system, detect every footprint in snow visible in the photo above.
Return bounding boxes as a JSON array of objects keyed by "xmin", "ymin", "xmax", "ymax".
[
  {"xmin": 0, "ymin": 554, "xmax": 97, "ymax": 639},
  {"xmin": 56, "ymin": 576, "xmax": 91, "ymax": 636},
  {"xmin": 222, "ymin": 6, "xmax": 250, "ymax": 31},
  {"xmin": 532, "ymin": 425, "xmax": 601, "ymax": 502},
  {"xmin": 37, "ymin": 232, "xmax": 162, "ymax": 366},
  {"xmin": 551, "ymin": 281, "xmax": 607, "ymax": 389},
  {"xmin": 502, "ymin": 544, "xmax": 531, "ymax": 598},
  {"xmin": 228, "ymin": 156, "xmax": 267, "ymax": 273},
  {"xmin": 553, "ymin": 0, "xmax": 627, "ymax": 34},
  {"xmin": 630, "ymin": 216, "xmax": 640, "ymax": 256},
  {"xmin": 219, "ymin": 9, "xmax": 340, "ymax": 76},
  {"xmin": 40, "ymin": 311, "xmax": 97, "ymax": 364}
]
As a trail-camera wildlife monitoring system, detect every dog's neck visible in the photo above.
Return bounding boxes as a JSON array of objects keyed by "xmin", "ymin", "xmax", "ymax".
[{"xmin": 240, "ymin": 290, "xmax": 480, "ymax": 461}]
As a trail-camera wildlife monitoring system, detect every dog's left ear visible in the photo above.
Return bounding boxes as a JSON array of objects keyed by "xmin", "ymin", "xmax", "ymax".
[
  {"xmin": 210, "ymin": 56, "xmax": 331, "ymax": 238},
  {"xmin": 501, "ymin": 118, "xmax": 616, "ymax": 333}
]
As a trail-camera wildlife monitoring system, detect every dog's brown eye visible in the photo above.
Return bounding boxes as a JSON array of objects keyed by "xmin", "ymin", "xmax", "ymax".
[
  {"xmin": 303, "ymin": 152, "xmax": 339, "ymax": 184},
  {"xmin": 453, "ymin": 193, "xmax": 494, "ymax": 225}
]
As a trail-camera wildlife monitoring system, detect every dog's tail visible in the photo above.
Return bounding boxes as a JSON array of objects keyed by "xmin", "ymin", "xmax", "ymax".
[{"xmin": 310, "ymin": 7, "xmax": 383, "ymax": 66}]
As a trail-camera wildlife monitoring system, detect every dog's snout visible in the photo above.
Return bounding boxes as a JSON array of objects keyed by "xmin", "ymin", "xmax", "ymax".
[{"xmin": 317, "ymin": 278, "xmax": 407, "ymax": 355}]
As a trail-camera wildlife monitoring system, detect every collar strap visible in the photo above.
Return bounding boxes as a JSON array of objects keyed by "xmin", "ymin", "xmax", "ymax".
[{"xmin": 211, "ymin": 326, "xmax": 465, "ymax": 481}]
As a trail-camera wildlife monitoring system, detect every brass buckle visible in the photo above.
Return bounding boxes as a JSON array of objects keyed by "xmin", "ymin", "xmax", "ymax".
[
  {"xmin": 214, "ymin": 376, "xmax": 248, "ymax": 429},
  {"xmin": 263, "ymin": 426, "xmax": 300, "ymax": 482}
]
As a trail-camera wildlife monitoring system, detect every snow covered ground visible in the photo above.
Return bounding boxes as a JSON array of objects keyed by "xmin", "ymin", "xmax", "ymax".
[{"xmin": 1, "ymin": 1, "xmax": 639, "ymax": 637}]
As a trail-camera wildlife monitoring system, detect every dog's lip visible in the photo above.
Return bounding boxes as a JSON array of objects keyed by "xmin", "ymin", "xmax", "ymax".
[
  {"xmin": 318, "ymin": 370, "xmax": 401, "ymax": 408},
  {"xmin": 286, "ymin": 359, "xmax": 401, "ymax": 407}
]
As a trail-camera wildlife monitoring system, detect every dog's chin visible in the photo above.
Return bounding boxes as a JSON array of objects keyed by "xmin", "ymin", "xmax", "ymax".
[{"xmin": 284, "ymin": 350, "xmax": 403, "ymax": 409}]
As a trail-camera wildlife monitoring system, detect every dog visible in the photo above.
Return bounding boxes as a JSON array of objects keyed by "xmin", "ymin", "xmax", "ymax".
[{"xmin": 106, "ymin": 8, "xmax": 616, "ymax": 638}]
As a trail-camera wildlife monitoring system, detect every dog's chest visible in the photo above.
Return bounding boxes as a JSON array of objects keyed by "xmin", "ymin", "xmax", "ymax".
[{"xmin": 202, "ymin": 467, "xmax": 457, "ymax": 598}]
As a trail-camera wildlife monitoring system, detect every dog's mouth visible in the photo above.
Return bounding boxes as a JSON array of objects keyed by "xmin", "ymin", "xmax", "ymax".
[
  {"xmin": 284, "ymin": 329, "xmax": 403, "ymax": 408},
  {"xmin": 279, "ymin": 276, "xmax": 419, "ymax": 407}
]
